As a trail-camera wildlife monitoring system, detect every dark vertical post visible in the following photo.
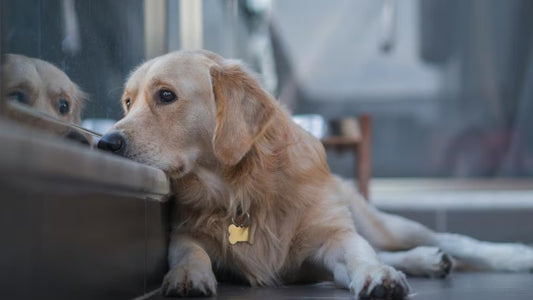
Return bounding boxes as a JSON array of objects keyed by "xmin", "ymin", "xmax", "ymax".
[
  {"xmin": 357, "ymin": 115, "xmax": 372, "ymax": 200},
  {"xmin": 0, "ymin": 0, "xmax": 3, "ymax": 117}
]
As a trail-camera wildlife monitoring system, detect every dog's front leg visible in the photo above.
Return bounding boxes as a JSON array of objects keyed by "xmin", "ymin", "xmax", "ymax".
[
  {"xmin": 314, "ymin": 232, "xmax": 410, "ymax": 299},
  {"xmin": 161, "ymin": 233, "xmax": 217, "ymax": 297}
]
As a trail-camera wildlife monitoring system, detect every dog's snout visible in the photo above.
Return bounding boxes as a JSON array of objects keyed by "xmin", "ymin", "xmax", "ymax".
[{"xmin": 97, "ymin": 132, "xmax": 125, "ymax": 154}]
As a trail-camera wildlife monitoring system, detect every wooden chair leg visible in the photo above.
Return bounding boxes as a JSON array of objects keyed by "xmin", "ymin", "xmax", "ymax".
[{"xmin": 356, "ymin": 115, "xmax": 371, "ymax": 200}]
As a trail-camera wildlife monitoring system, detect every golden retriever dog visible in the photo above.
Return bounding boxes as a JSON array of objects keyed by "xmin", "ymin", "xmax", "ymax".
[
  {"xmin": 2, "ymin": 54, "xmax": 88, "ymax": 143},
  {"xmin": 98, "ymin": 50, "xmax": 533, "ymax": 299}
]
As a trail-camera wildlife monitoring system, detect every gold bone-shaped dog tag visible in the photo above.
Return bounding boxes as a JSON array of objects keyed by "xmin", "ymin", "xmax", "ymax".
[{"xmin": 228, "ymin": 224, "xmax": 250, "ymax": 245}]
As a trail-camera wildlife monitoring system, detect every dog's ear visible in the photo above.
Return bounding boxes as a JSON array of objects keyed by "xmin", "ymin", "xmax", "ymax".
[{"xmin": 210, "ymin": 61, "xmax": 275, "ymax": 166}]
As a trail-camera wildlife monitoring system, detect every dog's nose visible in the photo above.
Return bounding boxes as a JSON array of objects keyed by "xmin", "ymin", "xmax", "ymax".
[{"xmin": 97, "ymin": 132, "xmax": 125, "ymax": 154}]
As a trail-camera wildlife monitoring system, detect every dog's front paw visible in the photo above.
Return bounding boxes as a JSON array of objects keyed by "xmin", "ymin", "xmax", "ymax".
[
  {"xmin": 161, "ymin": 264, "xmax": 217, "ymax": 297},
  {"xmin": 350, "ymin": 264, "xmax": 409, "ymax": 300}
]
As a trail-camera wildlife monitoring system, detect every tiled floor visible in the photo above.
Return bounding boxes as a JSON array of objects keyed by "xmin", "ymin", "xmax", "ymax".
[{"xmin": 146, "ymin": 273, "xmax": 533, "ymax": 300}]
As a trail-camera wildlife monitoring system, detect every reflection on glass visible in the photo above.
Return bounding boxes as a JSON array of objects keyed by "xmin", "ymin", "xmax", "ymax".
[
  {"xmin": 1, "ymin": 54, "xmax": 93, "ymax": 145},
  {"xmin": 2, "ymin": 54, "xmax": 84, "ymax": 124},
  {"xmin": 2, "ymin": 0, "xmax": 144, "ymax": 131}
]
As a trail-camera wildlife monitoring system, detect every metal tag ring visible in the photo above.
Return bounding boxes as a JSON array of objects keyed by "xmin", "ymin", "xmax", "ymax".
[{"xmin": 231, "ymin": 212, "xmax": 250, "ymax": 227}]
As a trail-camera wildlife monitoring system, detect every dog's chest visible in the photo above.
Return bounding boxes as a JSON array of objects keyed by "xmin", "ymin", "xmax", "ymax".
[{"xmin": 185, "ymin": 217, "xmax": 289, "ymax": 284}]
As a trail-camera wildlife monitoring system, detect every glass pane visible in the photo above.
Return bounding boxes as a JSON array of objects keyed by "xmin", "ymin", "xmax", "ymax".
[
  {"xmin": 1, "ymin": 0, "xmax": 144, "ymax": 143},
  {"xmin": 2, "ymin": 0, "xmax": 532, "ymax": 178}
]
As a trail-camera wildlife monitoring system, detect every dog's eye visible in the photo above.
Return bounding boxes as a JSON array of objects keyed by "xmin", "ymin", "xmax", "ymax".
[
  {"xmin": 158, "ymin": 89, "xmax": 177, "ymax": 104},
  {"xmin": 125, "ymin": 99, "xmax": 131, "ymax": 110},
  {"xmin": 8, "ymin": 91, "xmax": 29, "ymax": 104},
  {"xmin": 58, "ymin": 98, "xmax": 70, "ymax": 115}
]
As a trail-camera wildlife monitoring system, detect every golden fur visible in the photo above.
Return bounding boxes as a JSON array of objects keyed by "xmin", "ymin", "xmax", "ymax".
[{"xmin": 109, "ymin": 50, "xmax": 409, "ymax": 299}]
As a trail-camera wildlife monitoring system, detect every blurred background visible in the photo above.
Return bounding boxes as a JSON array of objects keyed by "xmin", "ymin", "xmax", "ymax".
[{"xmin": 3, "ymin": 0, "xmax": 533, "ymax": 179}]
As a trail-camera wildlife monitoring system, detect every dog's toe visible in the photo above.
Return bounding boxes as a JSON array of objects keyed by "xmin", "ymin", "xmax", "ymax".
[
  {"xmin": 427, "ymin": 248, "xmax": 453, "ymax": 278},
  {"xmin": 369, "ymin": 284, "xmax": 387, "ymax": 298},
  {"xmin": 438, "ymin": 251, "xmax": 453, "ymax": 278},
  {"xmin": 368, "ymin": 282, "xmax": 407, "ymax": 300},
  {"xmin": 391, "ymin": 284, "xmax": 405, "ymax": 300},
  {"xmin": 161, "ymin": 265, "xmax": 217, "ymax": 297},
  {"xmin": 352, "ymin": 265, "xmax": 409, "ymax": 300}
]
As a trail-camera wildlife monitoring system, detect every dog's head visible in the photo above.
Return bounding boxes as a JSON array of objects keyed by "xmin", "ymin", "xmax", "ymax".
[
  {"xmin": 98, "ymin": 50, "xmax": 276, "ymax": 178},
  {"xmin": 2, "ymin": 54, "xmax": 85, "ymax": 124}
]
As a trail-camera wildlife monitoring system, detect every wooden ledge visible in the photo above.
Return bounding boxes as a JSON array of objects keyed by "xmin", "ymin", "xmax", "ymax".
[{"xmin": 0, "ymin": 118, "xmax": 171, "ymax": 201}]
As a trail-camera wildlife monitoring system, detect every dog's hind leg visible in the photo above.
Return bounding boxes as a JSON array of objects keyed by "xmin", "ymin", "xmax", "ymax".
[
  {"xmin": 378, "ymin": 247, "xmax": 453, "ymax": 278},
  {"xmin": 358, "ymin": 207, "xmax": 533, "ymax": 273},
  {"xmin": 362, "ymin": 210, "xmax": 439, "ymax": 251},
  {"xmin": 435, "ymin": 233, "xmax": 533, "ymax": 272},
  {"xmin": 357, "ymin": 205, "xmax": 533, "ymax": 272},
  {"xmin": 336, "ymin": 177, "xmax": 438, "ymax": 251},
  {"xmin": 353, "ymin": 206, "xmax": 454, "ymax": 277},
  {"xmin": 358, "ymin": 204, "xmax": 533, "ymax": 272},
  {"xmin": 337, "ymin": 178, "xmax": 533, "ymax": 273}
]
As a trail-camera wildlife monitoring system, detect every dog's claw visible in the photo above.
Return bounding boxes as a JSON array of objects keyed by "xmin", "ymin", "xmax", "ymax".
[
  {"xmin": 370, "ymin": 284, "xmax": 387, "ymax": 298},
  {"xmin": 161, "ymin": 265, "xmax": 217, "ymax": 297},
  {"xmin": 368, "ymin": 283, "xmax": 406, "ymax": 300},
  {"xmin": 439, "ymin": 253, "xmax": 453, "ymax": 278},
  {"xmin": 352, "ymin": 265, "xmax": 409, "ymax": 300},
  {"xmin": 391, "ymin": 284, "xmax": 405, "ymax": 299}
]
